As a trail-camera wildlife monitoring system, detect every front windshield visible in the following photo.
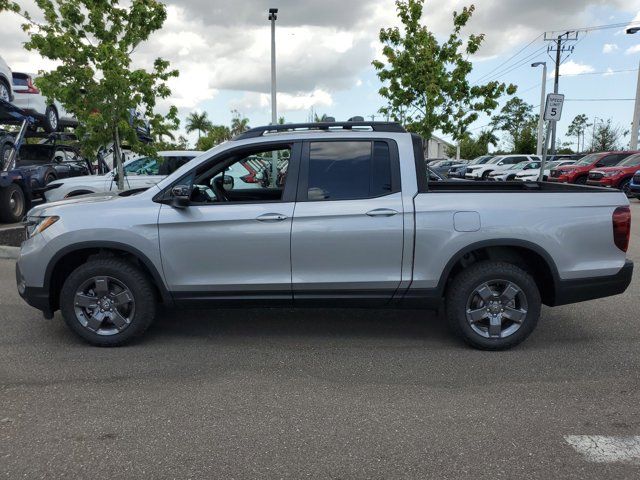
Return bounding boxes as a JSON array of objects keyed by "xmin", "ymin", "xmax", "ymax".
[
  {"xmin": 487, "ymin": 157, "xmax": 504, "ymax": 164},
  {"xmin": 575, "ymin": 153, "xmax": 599, "ymax": 166},
  {"xmin": 617, "ymin": 154, "xmax": 640, "ymax": 167},
  {"xmin": 123, "ymin": 157, "xmax": 158, "ymax": 175}
]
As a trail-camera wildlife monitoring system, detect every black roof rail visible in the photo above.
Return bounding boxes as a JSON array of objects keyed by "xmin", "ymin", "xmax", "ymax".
[{"xmin": 233, "ymin": 121, "xmax": 406, "ymax": 140}]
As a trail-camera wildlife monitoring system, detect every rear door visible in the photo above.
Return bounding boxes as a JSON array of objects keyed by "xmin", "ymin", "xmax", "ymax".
[{"xmin": 291, "ymin": 139, "xmax": 404, "ymax": 303}]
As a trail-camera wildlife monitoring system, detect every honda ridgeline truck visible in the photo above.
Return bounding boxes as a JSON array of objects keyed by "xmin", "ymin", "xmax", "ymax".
[{"xmin": 16, "ymin": 122, "xmax": 633, "ymax": 350}]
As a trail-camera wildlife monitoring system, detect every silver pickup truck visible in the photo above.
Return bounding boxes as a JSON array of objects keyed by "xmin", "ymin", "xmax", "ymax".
[{"xmin": 16, "ymin": 122, "xmax": 633, "ymax": 349}]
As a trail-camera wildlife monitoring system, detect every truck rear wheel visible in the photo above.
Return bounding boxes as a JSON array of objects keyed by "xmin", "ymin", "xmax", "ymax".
[
  {"xmin": 60, "ymin": 258, "xmax": 156, "ymax": 347},
  {"xmin": 446, "ymin": 261, "xmax": 541, "ymax": 350},
  {"xmin": 0, "ymin": 184, "xmax": 26, "ymax": 223}
]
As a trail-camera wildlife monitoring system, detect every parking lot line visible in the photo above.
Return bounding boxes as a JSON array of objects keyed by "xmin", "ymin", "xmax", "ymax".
[{"xmin": 564, "ymin": 435, "xmax": 640, "ymax": 465}]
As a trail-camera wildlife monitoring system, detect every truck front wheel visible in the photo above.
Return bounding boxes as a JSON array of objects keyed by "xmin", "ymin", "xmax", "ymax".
[
  {"xmin": 446, "ymin": 261, "xmax": 541, "ymax": 350},
  {"xmin": 60, "ymin": 258, "xmax": 157, "ymax": 347}
]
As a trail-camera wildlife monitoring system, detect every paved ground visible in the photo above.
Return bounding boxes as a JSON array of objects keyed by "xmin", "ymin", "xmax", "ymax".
[{"xmin": 1, "ymin": 202, "xmax": 640, "ymax": 479}]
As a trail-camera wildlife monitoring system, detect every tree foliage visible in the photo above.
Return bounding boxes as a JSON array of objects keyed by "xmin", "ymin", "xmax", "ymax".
[
  {"xmin": 372, "ymin": 0, "xmax": 515, "ymax": 143},
  {"xmin": 185, "ymin": 111, "xmax": 212, "ymax": 140},
  {"xmin": 196, "ymin": 125, "xmax": 231, "ymax": 151},
  {"xmin": 446, "ymin": 129, "xmax": 497, "ymax": 159},
  {"xmin": 1, "ymin": 0, "xmax": 178, "ymax": 189},
  {"xmin": 230, "ymin": 109, "xmax": 250, "ymax": 136},
  {"xmin": 590, "ymin": 119, "xmax": 628, "ymax": 152}
]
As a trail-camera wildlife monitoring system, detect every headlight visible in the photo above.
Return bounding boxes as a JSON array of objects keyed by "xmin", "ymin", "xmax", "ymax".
[
  {"xmin": 25, "ymin": 216, "xmax": 59, "ymax": 238},
  {"xmin": 603, "ymin": 170, "xmax": 622, "ymax": 177}
]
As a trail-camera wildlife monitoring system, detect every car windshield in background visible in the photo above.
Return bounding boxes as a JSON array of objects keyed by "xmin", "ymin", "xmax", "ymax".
[
  {"xmin": 511, "ymin": 162, "xmax": 532, "ymax": 171},
  {"xmin": 124, "ymin": 157, "xmax": 158, "ymax": 175},
  {"xmin": 617, "ymin": 154, "xmax": 640, "ymax": 167},
  {"xmin": 487, "ymin": 157, "xmax": 504, "ymax": 164},
  {"xmin": 575, "ymin": 153, "xmax": 600, "ymax": 166}
]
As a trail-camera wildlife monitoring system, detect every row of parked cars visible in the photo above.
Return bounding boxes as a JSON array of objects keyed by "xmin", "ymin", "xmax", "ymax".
[{"xmin": 428, "ymin": 151, "xmax": 640, "ymax": 198}]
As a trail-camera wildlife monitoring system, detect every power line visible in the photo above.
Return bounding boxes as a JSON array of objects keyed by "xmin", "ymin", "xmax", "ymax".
[
  {"xmin": 565, "ymin": 98, "xmax": 634, "ymax": 102},
  {"xmin": 472, "ymin": 33, "xmax": 543, "ymax": 84}
]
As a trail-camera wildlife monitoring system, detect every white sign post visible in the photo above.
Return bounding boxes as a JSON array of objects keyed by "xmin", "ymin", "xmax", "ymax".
[{"xmin": 539, "ymin": 93, "xmax": 565, "ymax": 181}]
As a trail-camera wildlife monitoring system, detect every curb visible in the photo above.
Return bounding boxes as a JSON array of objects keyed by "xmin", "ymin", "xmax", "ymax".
[{"xmin": 0, "ymin": 245, "xmax": 19, "ymax": 260}]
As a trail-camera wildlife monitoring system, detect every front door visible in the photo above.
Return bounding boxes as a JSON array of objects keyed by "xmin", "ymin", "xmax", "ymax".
[
  {"xmin": 291, "ymin": 139, "xmax": 404, "ymax": 303},
  {"xmin": 158, "ymin": 142, "xmax": 300, "ymax": 303}
]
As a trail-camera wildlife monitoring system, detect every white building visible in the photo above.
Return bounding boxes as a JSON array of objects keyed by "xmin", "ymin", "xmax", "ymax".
[{"xmin": 425, "ymin": 134, "xmax": 454, "ymax": 159}]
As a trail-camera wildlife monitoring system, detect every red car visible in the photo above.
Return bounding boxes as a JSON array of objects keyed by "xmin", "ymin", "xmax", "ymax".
[
  {"xmin": 548, "ymin": 151, "xmax": 638, "ymax": 184},
  {"xmin": 586, "ymin": 152, "xmax": 640, "ymax": 197}
]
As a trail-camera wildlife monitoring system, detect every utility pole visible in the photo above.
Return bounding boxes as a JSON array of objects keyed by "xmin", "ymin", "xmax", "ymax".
[
  {"xmin": 544, "ymin": 31, "xmax": 578, "ymax": 154},
  {"xmin": 532, "ymin": 62, "xmax": 547, "ymax": 156},
  {"xmin": 268, "ymin": 8, "xmax": 278, "ymax": 187}
]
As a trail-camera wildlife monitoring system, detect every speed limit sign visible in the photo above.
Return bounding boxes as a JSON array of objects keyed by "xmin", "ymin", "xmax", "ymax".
[{"xmin": 544, "ymin": 93, "xmax": 565, "ymax": 122}]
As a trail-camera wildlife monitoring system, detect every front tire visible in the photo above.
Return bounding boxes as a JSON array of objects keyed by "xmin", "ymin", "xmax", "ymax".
[
  {"xmin": 618, "ymin": 178, "xmax": 632, "ymax": 198},
  {"xmin": 0, "ymin": 184, "xmax": 26, "ymax": 223},
  {"xmin": 481, "ymin": 170, "xmax": 492, "ymax": 180},
  {"xmin": 574, "ymin": 176, "xmax": 587, "ymax": 185},
  {"xmin": 446, "ymin": 261, "xmax": 541, "ymax": 350},
  {"xmin": 60, "ymin": 258, "xmax": 156, "ymax": 346}
]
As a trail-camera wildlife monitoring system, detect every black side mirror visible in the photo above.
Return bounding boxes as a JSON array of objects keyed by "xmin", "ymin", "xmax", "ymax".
[
  {"xmin": 171, "ymin": 184, "xmax": 191, "ymax": 208},
  {"xmin": 222, "ymin": 174, "xmax": 234, "ymax": 190}
]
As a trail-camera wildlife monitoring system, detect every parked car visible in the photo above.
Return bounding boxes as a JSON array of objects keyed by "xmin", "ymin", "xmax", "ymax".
[
  {"xmin": 514, "ymin": 160, "xmax": 577, "ymax": 182},
  {"xmin": 586, "ymin": 153, "xmax": 640, "ymax": 196},
  {"xmin": 629, "ymin": 170, "xmax": 640, "ymax": 199},
  {"xmin": 0, "ymin": 55, "xmax": 13, "ymax": 102},
  {"xmin": 465, "ymin": 154, "xmax": 539, "ymax": 180},
  {"xmin": 44, "ymin": 151, "xmax": 203, "ymax": 202},
  {"xmin": 429, "ymin": 159, "xmax": 466, "ymax": 177},
  {"xmin": 12, "ymin": 72, "xmax": 77, "ymax": 132},
  {"xmin": 16, "ymin": 121, "xmax": 633, "ymax": 350},
  {"xmin": 449, "ymin": 155, "xmax": 493, "ymax": 178},
  {"xmin": 487, "ymin": 160, "xmax": 542, "ymax": 181},
  {"xmin": 547, "ymin": 151, "xmax": 637, "ymax": 184}
]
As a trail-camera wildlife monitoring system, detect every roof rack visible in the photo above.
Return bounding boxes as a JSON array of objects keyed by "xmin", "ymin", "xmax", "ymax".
[{"xmin": 233, "ymin": 121, "xmax": 406, "ymax": 140}]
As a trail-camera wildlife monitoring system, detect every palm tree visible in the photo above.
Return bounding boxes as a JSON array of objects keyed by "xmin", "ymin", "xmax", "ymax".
[
  {"xmin": 230, "ymin": 109, "xmax": 250, "ymax": 136},
  {"xmin": 153, "ymin": 122, "xmax": 176, "ymax": 143},
  {"xmin": 314, "ymin": 113, "xmax": 330, "ymax": 122},
  {"xmin": 185, "ymin": 111, "xmax": 212, "ymax": 140}
]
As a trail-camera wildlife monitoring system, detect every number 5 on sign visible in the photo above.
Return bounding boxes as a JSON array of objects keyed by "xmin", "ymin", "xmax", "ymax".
[{"xmin": 544, "ymin": 93, "xmax": 565, "ymax": 122}]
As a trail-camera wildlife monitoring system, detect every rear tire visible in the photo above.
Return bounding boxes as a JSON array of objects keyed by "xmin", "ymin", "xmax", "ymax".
[
  {"xmin": 0, "ymin": 141, "xmax": 14, "ymax": 170},
  {"xmin": 0, "ymin": 184, "xmax": 26, "ymax": 223},
  {"xmin": 60, "ymin": 258, "xmax": 156, "ymax": 347},
  {"xmin": 482, "ymin": 170, "xmax": 492, "ymax": 180},
  {"xmin": 619, "ymin": 178, "xmax": 632, "ymax": 198},
  {"xmin": 446, "ymin": 261, "xmax": 541, "ymax": 350}
]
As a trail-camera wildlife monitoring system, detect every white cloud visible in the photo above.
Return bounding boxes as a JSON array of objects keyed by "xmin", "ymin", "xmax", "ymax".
[
  {"xmin": 626, "ymin": 44, "xmax": 640, "ymax": 55},
  {"xmin": 603, "ymin": 43, "xmax": 619, "ymax": 53},
  {"xmin": 603, "ymin": 67, "xmax": 615, "ymax": 76},
  {"xmin": 552, "ymin": 60, "xmax": 595, "ymax": 77},
  {"xmin": 230, "ymin": 89, "xmax": 333, "ymax": 113}
]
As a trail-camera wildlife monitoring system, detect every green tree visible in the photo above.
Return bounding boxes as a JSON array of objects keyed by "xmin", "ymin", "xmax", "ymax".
[
  {"xmin": 566, "ymin": 114, "xmax": 591, "ymax": 152},
  {"xmin": 590, "ymin": 119, "xmax": 628, "ymax": 152},
  {"xmin": 230, "ymin": 109, "xmax": 250, "ymax": 136},
  {"xmin": 512, "ymin": 116, "xmax": 538, "ymax": 154},
  {"xmin": 446, "ymin": 129, "xmax": 498, "ymax": 159},
  {"xmin": 1, "ymin": 0, "xmax": 179, "ymax": 190},
  {"xmin": 196, "ymin": 125, "xmax": 231, "ymax": 151},
  {"xmin": 185, "ymin": 111, "xmax": 212, "ymax": 140},
  {"xmin": 491, "ymin": 97, "xmax": 534, "ymax": 150},
  {"xmin": 314, "ymin": 113, "xmax": 330, "ymax": 122},
  {"xmin": 156, "ymin": 135, "xmax": 189, "ymax": 151},
  {"xmin": 372, "ymin": 0, "xmax": 515, "ymax": 146}
]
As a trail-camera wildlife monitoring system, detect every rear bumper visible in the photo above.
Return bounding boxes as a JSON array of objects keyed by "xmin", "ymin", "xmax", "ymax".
[{"xmin": 552, "ymin": 260, "xmax": 633, "ymax": 306}]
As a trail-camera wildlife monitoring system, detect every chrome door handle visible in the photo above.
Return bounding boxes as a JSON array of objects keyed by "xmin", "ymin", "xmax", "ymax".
[
  {"xmin": 366, "ymin": 208, "xmax": 399, "ymax": 217},
  {"xmin": 256, "ymin": 213, "xmax": 288, "ymax": 222}
]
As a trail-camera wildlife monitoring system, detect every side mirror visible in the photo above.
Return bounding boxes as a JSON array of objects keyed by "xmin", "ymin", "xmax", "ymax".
[
  {"xmin": 171, "ymin": 184, "xmax": 191, "ymax": 208},
  {"xmin": 497, "ymin": 161, "xmax": 504, "ymax": 166},
  {"xmin": 222, "ymin": 174, "xmax": 234, "ymax": 190}
]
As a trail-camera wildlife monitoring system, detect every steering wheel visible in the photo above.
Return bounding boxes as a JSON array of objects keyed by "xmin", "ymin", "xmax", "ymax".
[{"xmin": 211, "ymin": 176, "xmax": 230, "ymax": 202}]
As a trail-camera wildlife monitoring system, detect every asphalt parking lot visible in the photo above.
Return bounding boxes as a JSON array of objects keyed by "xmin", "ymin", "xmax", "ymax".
[{"xmin": 1, "ymin": 202, "xmax": 640, "ymax": 479}]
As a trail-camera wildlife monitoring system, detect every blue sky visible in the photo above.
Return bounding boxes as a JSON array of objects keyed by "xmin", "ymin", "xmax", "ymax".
[{"xmin": 1, "ymin": 0, "xmax": 640, "ymax": 151}]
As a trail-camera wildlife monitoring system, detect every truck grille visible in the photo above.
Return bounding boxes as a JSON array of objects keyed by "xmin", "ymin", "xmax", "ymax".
[
  {"xmin": 634, "ymin": 173, "xmax": 640, "ymax": 184},
  {"xmin": 589, "ymin": 172, "xmax": 603, "ymax": 180}
]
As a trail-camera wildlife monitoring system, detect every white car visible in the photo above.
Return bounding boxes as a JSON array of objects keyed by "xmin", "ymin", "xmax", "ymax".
[
  {"xmin": 12, "ymin": 72, "xmax": 77, "ymax": 132},
  {"xmin": 45, "ymin": 151, "xmax": 203, "ymax": 202},
  {"xmin": 488, "ymin": 160, "xmax": 542, "ymax": 181},
  {"xmin": 0, "ymin": 55, "xmax": 13, "ymax": 102},
  {"xmin": 465, "ymin": 154, "xmax": 540, "ymax": 180},
  {"xmin": 515, "ymin": 160, "xmax": 577, "ymax": 182}
]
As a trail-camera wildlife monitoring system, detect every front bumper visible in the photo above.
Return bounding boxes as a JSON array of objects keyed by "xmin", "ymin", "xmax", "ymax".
[
  {"xmin": 587, "ymin": 179, "xmax": 616, "ymax": 188},
  {"xmin": 547, "ymin": 175, "xmax": 569, "ymax": 183},
  {"xmin": 16, "ymin": 261, "xmax": 53, "ymax": 319},
  {"xmin": 553, "ymin": 260, "xmax": 633, "ymax": 306}
]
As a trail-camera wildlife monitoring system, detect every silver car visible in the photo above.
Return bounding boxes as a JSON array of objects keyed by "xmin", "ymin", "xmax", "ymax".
[
  {"xmin": 16, "ymin": 122, "xmax": 633, "ymax": 350},
  {"xmin": 0, "ymin": 55, "xmax": 13, "ymax": 102}
]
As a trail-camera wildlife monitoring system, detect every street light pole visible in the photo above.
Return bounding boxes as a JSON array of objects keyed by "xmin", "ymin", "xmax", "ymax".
[
  {"xmin": 532, "ymin": 62, "xmax": 547, "ymax": 156},
  {"xmin": 627, "ymin": 27, "xmax": 640, "ymax": 150},
  {"xmin": 268, "ymin": 8, "xmax": 278, "ymax": 187}
]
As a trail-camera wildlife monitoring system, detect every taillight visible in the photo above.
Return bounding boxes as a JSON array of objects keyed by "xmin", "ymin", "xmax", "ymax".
[
  {"xmin": 25, "ymin": 76, "xmax": 39, "ymax": 94},
  {"xmin": 612, "ymin": 206, "xmax": 631, "ymax": 252}
]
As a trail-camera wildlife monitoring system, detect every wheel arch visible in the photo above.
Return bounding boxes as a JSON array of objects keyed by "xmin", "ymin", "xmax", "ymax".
[
  {"xmin": 45, "ymin": 241, "xmax": 172, "ymax": 312},
  {"xmin": 436, "ymin": 239, "xmax": 560, "ymax": 306}
]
